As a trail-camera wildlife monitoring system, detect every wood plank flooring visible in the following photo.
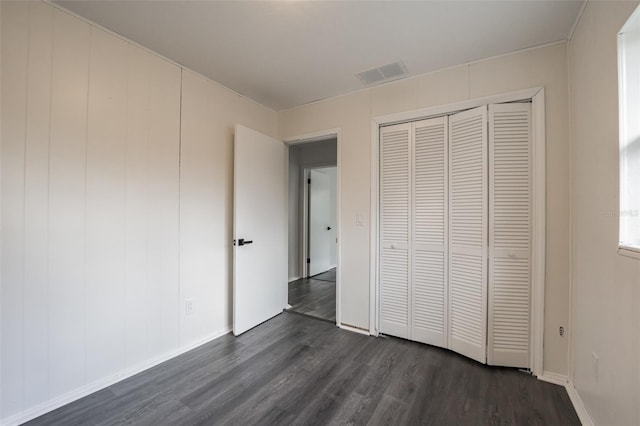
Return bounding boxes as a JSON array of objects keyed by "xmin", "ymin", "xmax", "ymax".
[
  {"xmin": 310, "ymin": 268, "xmax": 336, "ymax": 283},
  {"xmin": 287, "ymin": 269, "xmax": 336, "ymax": 322},
  {"xmin": 27, "ymin": 312, "xmax": 579, "ymax": 426}
]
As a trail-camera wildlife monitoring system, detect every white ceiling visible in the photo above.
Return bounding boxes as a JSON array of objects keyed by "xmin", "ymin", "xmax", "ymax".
[{"xmin": 54, "ymin": 0, "xmax": 584, "ymax": 111}]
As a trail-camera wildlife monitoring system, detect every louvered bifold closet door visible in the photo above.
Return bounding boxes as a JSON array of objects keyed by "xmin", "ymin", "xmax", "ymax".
[
  {"xmin": 448, "ymin": 106, "xmax": 488, "ymax": 364},
  {"xmin": 379, "ymin": 123, "xmax": 411, "ymax": 338},
  {"xmin": 488, "ymin": 103, "xmax": 532, "ymax": 368},
  {"xmin": 412, "ymin": 117, "xmax": 448, "ymax": 347}
]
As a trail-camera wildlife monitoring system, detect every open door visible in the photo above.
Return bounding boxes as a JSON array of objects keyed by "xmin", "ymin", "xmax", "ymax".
[
  {"xmin": 233, "ymin": 125, "xmax": 287, "ymax": 336},
  {"xmin": 308, "ymin": 169, "xmax": 332, "ymax": 276}
]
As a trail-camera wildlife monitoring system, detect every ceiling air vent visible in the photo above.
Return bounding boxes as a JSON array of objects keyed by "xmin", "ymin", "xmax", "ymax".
[{"xmin": 356, "ymin": 61, "xmax": 408, "ymax": 86}]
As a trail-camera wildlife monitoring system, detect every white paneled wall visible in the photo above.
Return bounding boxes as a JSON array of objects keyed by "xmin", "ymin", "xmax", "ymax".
[
  {"xmin": 23, "ymin": 1, "xmax": 54, "ymax": 410},
  {"xmin": 0, "ymin": 1, "xmax": 277, "ymax": 422}
]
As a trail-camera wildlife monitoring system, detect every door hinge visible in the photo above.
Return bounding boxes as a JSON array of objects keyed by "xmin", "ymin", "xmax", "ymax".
[
  {"xmin": 307, "ymin": 178, "xmax": 311, "ymax": 184},
  {"xmin": 307, "ymin": 258, "xmax": 310, "ymax": 264}
]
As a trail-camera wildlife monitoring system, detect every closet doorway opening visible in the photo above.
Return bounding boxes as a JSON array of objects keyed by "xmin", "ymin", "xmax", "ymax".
[{"xmin": 286, "ymin": 135, "xmax": 339, "ymax": 323}]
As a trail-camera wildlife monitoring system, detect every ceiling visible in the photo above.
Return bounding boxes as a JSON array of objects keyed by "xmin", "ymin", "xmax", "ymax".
[{"xmin": 54, "ymin": 0, "xmax": 585, "ymax": 111}]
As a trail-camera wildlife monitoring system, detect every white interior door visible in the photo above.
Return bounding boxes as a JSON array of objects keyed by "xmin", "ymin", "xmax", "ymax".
[
  {"xmin": 412, "ymin": 117, "xmax": 448, "ymax": 348},
  {"xmin": 488, "ymin": 103, "xmax": 532, "ymax": 368},
  {"xmin": 308, "ymin": 169, "xmax": 331, "ymax": 276},
  {"xmin": 233, "ymin": 124, "xmax": 287, "ymax": 336},
  {"xmin": 448, "ymin": 105, "xmax": 488, "ymax": 364},
  {"xmin": 379, "ymin": 123, "xmax": 411, "ymax": 339}
]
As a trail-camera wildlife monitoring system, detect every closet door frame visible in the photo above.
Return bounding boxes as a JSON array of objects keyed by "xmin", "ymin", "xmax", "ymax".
[{"xmin": 370, "ymin": 87, "xmax": 546, "ymax": 377}]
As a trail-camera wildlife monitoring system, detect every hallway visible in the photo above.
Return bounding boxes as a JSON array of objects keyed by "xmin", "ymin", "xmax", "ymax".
[{"xmin": 287, "ymin": 268, "xmax": 336, "ymax": 322}]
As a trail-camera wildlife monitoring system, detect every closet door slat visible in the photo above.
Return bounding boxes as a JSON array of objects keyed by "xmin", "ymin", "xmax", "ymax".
[
  {"xmin": 412, "ymin": 117, "xmax": 448, "ymax": 347},
  {"xmin": 488, "ymin": 103, "xmax": 532, "ymax": 368},
  {"xmin": 379, "ymin": 123, "xmax": 411, "ymax": 339},
  {"xmin": 448, "ymin": 105, "xmax": 488, "ymax": 364}
]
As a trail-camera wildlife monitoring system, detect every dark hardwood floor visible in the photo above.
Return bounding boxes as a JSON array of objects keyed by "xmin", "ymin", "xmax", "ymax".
[
  {"xmin": 27, "ymin": 312, "xmax": 579, "ymax": 426},
  {"xmin": 310, "ymin": 268, "xmax": 336, "ymax": 283},
  {"xmin": 287, "ymin": 268, "xmax": 336, "ymax": 322}
]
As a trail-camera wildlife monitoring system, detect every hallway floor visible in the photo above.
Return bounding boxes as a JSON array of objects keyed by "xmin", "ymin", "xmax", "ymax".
[{"xmin": 287, "ymin": 268, "xmax": 336, "ymax": 322}]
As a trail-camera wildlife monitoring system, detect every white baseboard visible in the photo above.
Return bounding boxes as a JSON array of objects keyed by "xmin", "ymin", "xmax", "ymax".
[
  {"xmin": 538, "ymin": 370, "xmax": 569, "ymax": 386},
  {"xmin": 339, "ymin": 323, "xmax": 370, "ymax": 336},
  {"xmin": 537, "ymin": 372, "xmax": 594, "ymax": 426},
  {"xmin": 537, "ymin": 372, "xmax": 593, "ymax": 425},
  {"xmin": 564, "ymin": 381, "xmax": 594, "ymax": 426},
  {"xmin": 2, "ymin": 327, "xmax": 231, "ymax": 426}
]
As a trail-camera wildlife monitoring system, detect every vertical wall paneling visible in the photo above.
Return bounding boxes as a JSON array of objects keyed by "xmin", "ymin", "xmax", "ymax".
[
  {"xmin": 488, "ymin": 103, "xmax": 532, "ymax": 368},
  {"xmin": 412, "ymin": 117, "xmax": 448, "ymax": 348},
  {"xmin": 448, "ymin": 105, "xmax": 488, "ymax": 364},
  {"xmin": 146, "ymin": 55, "xmax": 181, "ymax": 355},
  {"xmin": 23, "ymin": 0, "xmax": 54, "ymax": 409},
  {"xmin": 48, "ymin": 8, "xmax": 91, "ymax": 398},
  {"xmin": 124, "ymin": 45, "xmax": 153, "ymax": 367},
  {"xmin": 179, "ymin": 72, "xmax": 221, "ymax": 345},
  {"xmin": 85, "ymin": 27, "xmax": 129, "ymax": 383},
  {"xmin": 379, "ymin": 123, "xmax": 411, "ymax": 339},
  {"xmin": 1, "ymin": 0, "xmax": 29, "ymax": 416},
  {"xmin": 0, "ymin": 1, "xmax": 277, "ymax": 421}
]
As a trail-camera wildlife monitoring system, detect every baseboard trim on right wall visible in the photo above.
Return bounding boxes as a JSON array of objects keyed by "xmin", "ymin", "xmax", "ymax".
[
  {"xmin": 537, "ymin": 372, "xmax": 594, "ymax": 426},
  {"xmin": 564, "ymin": 381, "xmax": 594, "ymax": 426}
]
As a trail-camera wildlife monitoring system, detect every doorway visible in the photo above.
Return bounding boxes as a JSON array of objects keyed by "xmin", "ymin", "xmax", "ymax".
[{"xmin": 286, "ymin": 137, "xmax": 338, "ymax": 322}]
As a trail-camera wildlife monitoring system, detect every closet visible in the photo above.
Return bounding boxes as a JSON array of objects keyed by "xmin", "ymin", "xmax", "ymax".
[{"xmin": 379, "ymin": 102, "xmax": 531, "ymax": 368}]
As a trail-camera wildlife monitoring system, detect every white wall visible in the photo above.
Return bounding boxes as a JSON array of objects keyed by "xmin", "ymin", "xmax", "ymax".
[
  {"xmin": 279, "ymin": 43, "xmax": 571, "ymax": 374},
  {"xmin": 287, "ymin": 139, "xmax": 337, "ymax": 280},
  {"xmin": 0, "ymin": 1, "xmax": 276, "ymax": 422},
  {"xmin": 568, "ymin": 2, "xmax": 640, "ymax": 425}
]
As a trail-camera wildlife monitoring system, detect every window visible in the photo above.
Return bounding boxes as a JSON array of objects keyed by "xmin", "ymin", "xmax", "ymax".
[{"xmin": 618, "ymin": 5, "xmax": 640, "ymax": 256}]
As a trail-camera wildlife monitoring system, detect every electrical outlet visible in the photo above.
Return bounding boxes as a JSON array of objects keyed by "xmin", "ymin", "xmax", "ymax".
[{"xmin": 185, "ymin": 299, "xmax": 195, "ymax": 315}]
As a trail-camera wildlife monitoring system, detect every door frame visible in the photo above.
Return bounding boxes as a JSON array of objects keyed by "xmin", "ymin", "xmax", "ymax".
[
  {"xmin": 303, "ymin": 165, "xmax": 338, "ymax": 279},
  {"xmin": 369, "ymin": 87, "xmax": 546, "ymax": 376},
  {"xmin": 285, "ymin": 129, "xmax": 342, "ymax": 326}
]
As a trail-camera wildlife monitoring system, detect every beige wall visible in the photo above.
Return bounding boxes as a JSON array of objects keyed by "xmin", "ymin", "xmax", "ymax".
[
  {"xmin": 0, "ymin": 1, "xmax": 276, "ymax": 422},
  {"xmin": 568, "ymin": 1, "xmax": 640, "ymax": 425},
  {"xmin": 279, "ymin": 43, "xmax": 571, "ymax": 375}
]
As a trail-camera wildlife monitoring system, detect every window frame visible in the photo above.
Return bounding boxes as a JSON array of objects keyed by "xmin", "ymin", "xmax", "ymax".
[{"xmin": 617, "ymin": 4, "xmax": 640, "ymax": 260}]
